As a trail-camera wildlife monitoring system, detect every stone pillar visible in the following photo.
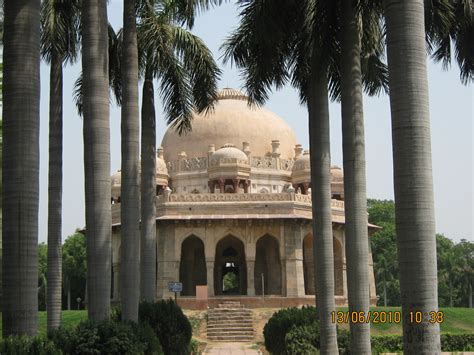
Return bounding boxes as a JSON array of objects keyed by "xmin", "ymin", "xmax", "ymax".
[
  {"xmin": 232, "ymin": 179, "xmax": 239, "ymax": 193},
  {"xmin": 284, "ymin": 222, "xmax": 306, "ymax": 297},
  {"xmin": 206, "ymin": 260, "xmax": 215, "ymax": 297},
  {"xmin": 247, "ymin": 259, "xmax": 255, "ymax": 296},
  {"xmin": 271, "ymin": 140, "xmax": 281, "ymax": 157},
  {"xmin": 294, "ymin": 144, "xmax": 303, "ymax": 159},
  {"xmin": 302, "ymin": 182, "xmax": 310, "ymax": 195},
  {"xmin": 218, "ymin": 179, "xmax": 224, "ymax": 193}
]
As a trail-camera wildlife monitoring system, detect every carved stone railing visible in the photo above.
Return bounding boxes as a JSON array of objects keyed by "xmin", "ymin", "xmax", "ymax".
[{"xmin": 156, "ymin": 192, "xmax": 344, "ymax": 209}]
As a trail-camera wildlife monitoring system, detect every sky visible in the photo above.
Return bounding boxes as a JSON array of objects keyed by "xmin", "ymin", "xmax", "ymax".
[{"xmin": 36, "ymin": 1, "xmax": 473, "ymax": 244}]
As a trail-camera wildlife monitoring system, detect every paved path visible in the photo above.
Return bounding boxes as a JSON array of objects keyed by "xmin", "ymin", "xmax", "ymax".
[{"xmin": 203, "ymin": 342, "xmax": 262, "ymax": 355}]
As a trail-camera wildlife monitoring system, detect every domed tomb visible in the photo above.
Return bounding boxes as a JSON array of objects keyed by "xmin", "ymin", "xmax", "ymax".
[{"xmin": 161, "ymin": 88, "xmax": 298, "ymax": 162}]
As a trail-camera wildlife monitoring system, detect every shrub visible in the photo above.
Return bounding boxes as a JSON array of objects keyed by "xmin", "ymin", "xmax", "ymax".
[
  {"xmin": 188, "ymin": 338, "xmax": 200, "ymax": 355},
  {"xmin": 441, "ymin": 333, "xmax": 474, "ymax": 351},
  {"xmin": 371, "ymin": 335, "xmax": 403, "ymax": 354},
  {"xmin": 139, "ymin": 300, "xmax": 192, "ymax": 355},
  {"xmin": 0, "ymin": 336, "xmax": 61, "ymax": 355},
  {"xmin": 49, "ymin": 319, "xmax": 159, "ymax": 355},
  {"xmin": 263, "ymin": 306, "xmax": 318, "ymax": 355},
  {"xmin": 336, "ymin": 328, "xmax": 350, "ymax": 355},
  {"xmin": 284, "ymin": 324, "xmax": 319, "ymax": 355}
]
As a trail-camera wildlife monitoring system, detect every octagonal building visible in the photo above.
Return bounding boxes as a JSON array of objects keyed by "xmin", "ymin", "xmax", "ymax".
[{"xmin": 111, "ymin": 88, "xmax": 377, "ymax": 308}]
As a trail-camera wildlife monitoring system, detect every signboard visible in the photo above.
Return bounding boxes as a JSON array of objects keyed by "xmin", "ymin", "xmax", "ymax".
[{"xmin": 168, "ymin": 282, "xmax": 183, "ymax": 293}]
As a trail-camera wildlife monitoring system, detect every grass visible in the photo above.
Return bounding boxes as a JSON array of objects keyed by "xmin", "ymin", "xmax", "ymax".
[
  {"xmin": 335, "ymin": 307, "xmax": 474, "ymax": 336},
  {"xmin": 0, "ymin": 310, "xmax": 88, "ymax": 337}
]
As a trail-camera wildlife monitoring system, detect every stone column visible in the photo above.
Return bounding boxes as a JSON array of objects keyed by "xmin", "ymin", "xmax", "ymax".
[
  {"xmin": 208, "ymin": 180, "xmax": 215, "ymax": 193},
  {"xmin": 246, "ymin": 259, "xmax": 255, "ymax": 296},
  {"xmin": 218, "ymin": 179, "xmax": 224, "ymax": 193},
  {"xmin": 232, "ymin": 179, "xmax": 239, "ymax": 193},
  {"xmin": 206, "ymin": 260, "xmax": 215, "ymax": 297},
  {"xmin": 284, "ymin": 222, "xmax": 306, "ymax": 297}
]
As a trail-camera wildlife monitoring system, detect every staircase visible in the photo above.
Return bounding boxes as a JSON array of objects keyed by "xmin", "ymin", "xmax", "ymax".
[{"xmin": 206, "ymin": 301, "xmax": 255, "ymax": 342}]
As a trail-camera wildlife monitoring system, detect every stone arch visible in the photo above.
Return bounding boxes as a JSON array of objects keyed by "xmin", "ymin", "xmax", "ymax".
[
  {"xmin": 333, "ymin": 237, "xmax": 344, "ymax": 296},
  {"xmin": 214, "ymin": 235, "xmax": 247, "ymax": 295},
  {"xmin": 254, "ymin": 234, "xmax": 282, "ymax": 295},
  {"xmin": 302, "ymin": 234, "xmax": 315, "ymax": 295},
  {"xmin": 259, "ymin": 188, "xmax": 269, "ymax": 193},
  {"xmin": 179, "ymin": 235, "xmax": 207, "ymax": 296}
]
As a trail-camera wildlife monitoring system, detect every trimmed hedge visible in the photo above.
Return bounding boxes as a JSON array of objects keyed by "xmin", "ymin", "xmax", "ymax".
[
  {"xmin": 263, "ymin": 306, "xmax": 318, "ymax": 355},
  {"xmin": 0, "ymin": 336, "xmax": 61, "ymax": 355},
  {"xmin": 139, "ymin": 300, "xmax": 192, "ymax": 355},
  {"xmin": 48, "ymin": 319, "xmax": 162, "ymax": 355}
]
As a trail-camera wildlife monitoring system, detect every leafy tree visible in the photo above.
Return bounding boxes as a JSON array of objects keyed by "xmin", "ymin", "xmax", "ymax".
[
  {"xmin": 62, "ymin": 232, "xmax": 86, "ymax": 310},
  {"xmin": 38, "ymin": 243, "xmax": 48, "ymax": 311}
]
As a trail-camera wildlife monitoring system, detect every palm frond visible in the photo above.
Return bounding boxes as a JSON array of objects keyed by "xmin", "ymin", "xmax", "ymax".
[{"xmin": 41, "ymin": 0, "xmax": 81, "ymax": 64}]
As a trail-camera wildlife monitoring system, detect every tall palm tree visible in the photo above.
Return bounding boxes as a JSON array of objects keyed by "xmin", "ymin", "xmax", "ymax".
[
  {"xmin": 2, "ymin": 0, "xmax": 41, "ymax": 336},
  {"xmin": 339, "ymin": 1, "xmax": 387, "ymax": 352},
  {"xmin": 137, "ymin": 0, "xmax": 220, "ymax": 301},
  {"xmin": 384, "ymin": 0, "xmax": 440, "ymax": 352},
  {"xmin": 120, "ymin": 0, "xmax": 140, "ymax": 322},
  {"xmin": 41, "ymin": 0, "xmax": 80, "ymax": 331},
  {"xmin": 81, "ymin": 0, "xmax": 111, "ymax": 321}
]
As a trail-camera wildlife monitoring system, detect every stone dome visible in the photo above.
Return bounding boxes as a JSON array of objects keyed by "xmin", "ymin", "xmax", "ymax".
[
  {"xmin": 292, "ymin": 150, "xmax": 311, "ymax": 173},
  {"xmin": 331, "ymin": 165, "xmax": 343, "ymax": 182},
  {"xmin": 211, "ymin": 144, "xmax": 249, "ymax": 164},
  {"xmin": 161, "ymin": 88, "xmax": 298, "ymax": 161},
  {"xmin": 111, "ymin": 170, "xmax": 122, "ymax": 186}
]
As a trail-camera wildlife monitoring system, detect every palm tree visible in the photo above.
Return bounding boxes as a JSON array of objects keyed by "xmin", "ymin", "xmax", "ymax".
[
  {"xmin": 2, "ymin": 0, "xmax": 41, "ymax": 336},
  {"xmin": 137, "ymin": 0, "xmax": 220, "ymax": 301},
  {"xmin": 41, "ymin": 0, "xmax": 80, "ymax": 331},
  {"xmin": 384, "ymin": 0, "xmax": 440, "ymax": 352},
  {"xmin": 120, "ymin": 0, "xmax": 140, "ymax": 321},
  {"xmin": 339, "ymin": 2, "xmax": 387, "ymax": 352},
  {"xmin": 81, "ymin": 0, "xmax": 111, "ymax": 321}
]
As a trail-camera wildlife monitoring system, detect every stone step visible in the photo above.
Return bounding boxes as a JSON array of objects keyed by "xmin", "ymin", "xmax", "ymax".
[
  {"xmin": 208, "ymin": 316, "xmax": 253, "ymax": 322},
  {"xmin": 207, "ymin": 328, "xmax": 254, "ymax": 335},
  {"xmin": 207, "ymin": 335, "xmax": 254, "ymax": 342},
  {"xmin": 207, "ymin": 325, "xmax": 254, "ymax": 331},
  {"xmin": 207, "ymin": 321, "xmax": 253, "ymax": 326},
  {"xmin": 208, "ymin": 310, "xmax": 252, "ymax": 315}
]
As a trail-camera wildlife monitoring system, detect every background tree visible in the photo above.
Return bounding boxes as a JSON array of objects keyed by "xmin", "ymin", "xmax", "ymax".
[
  {"xmin": 2, "ymin": 0, "xmax": 41, "ymax": 336},
  {"xmin": 62, "ymin": 232, "xmax": 87, "ymax": 310},
  {"xmin": 38, "ymin": 243, "xmax": 48, "ymax": 311}
]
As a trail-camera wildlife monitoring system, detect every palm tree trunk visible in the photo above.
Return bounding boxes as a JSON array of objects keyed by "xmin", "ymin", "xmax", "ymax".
[
  {"xmin": 140, "ymin": 66, "xmax": 157, "ymax": 301},
  {"xmin": 2, "ymin": 0, "xmax": 40, "ymax": 336},
  {"xmin": 47, "ymin": 53, "xmax": 63, "ymax": 331},
  {"xmin": 308, "ymin": 62, "xmax": 338, "ymax": 354},
  {"xmin": 469, "ymin": 283, "xmax": 472, "ymax": 308},
  {"xmin": 82, "ymin": 0, "xmax": 111, "ymax": 321},
  {"xmin": 384, "ymin": 0, "xmax": 440, "ymax": 353},
  {"xmin": 120, "ymin": 0, "xmax": 140, "ymax": 322},
  {"xmin": 383, "ymin": 283, "xmax": 387, "ymax": 307},
  {"xmin": 340, "ymin": 2, "xmax": 371, "ymax": 353}
]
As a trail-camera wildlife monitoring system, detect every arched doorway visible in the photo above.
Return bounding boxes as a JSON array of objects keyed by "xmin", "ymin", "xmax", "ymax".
[
  {"xmin": 214, "ymin": 235, "xmax": 247, "ymax": 295},
  {"xmin": 255, "ymin": 235, "xmax": 282, "ymax": 295},
  {"xmin": 302, "ymin": 234, "xmax": 315, "ymax": 295},
  {"xmin": 334, "ymin": 238, "xmax": 344, "ymax": 296},
  {"xmin": 179, "ymin": 235, "xmax": 207, "ymax": 296}
]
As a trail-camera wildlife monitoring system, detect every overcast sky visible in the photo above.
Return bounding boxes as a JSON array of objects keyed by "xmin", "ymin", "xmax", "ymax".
[{"xmin": 36, "ymin": 1, "xmax": 473, "ymax": 244}]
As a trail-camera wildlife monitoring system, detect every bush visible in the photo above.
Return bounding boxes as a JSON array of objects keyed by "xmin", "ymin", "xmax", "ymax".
[
  {"xmin": 139, "ymin": 300, "xmax": 192, "ymax": 355},
  {"xmin": 188, "ymin": 338, "xmax": 200, "ymax": 355},
  {"xmin": 441, "ymin": 333, "xmax": 474, "ymax": 351},
  {"xmin": 0, "ymin": 336, "xmax": 61, "ymax": 355},
  {"xmin": 336, "ymin": 328, "xmax": 350, "ymax": 355},
  {"xmin": 371, "ymin": 335, "xmax": 403, "ymax": 354},
  {"xmin": 263, "ymin": 306, "xmax": 318, "ymax": 355},
  {"xmin": 284, "ymin": 324, "xmax": 319, "ymax": 355},
  {"xmin": 49, "ymin": 319, "xmax": 160, "ymax": 355}
]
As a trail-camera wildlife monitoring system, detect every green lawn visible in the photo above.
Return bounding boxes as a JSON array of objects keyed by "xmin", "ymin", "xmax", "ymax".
[
  {"xmin": 337, "ymin": 307, "xmax": 474, "ymax": 336},
  {"xmin": 0, "ymin": 311, "xmax": 88, "ymax": 336}
]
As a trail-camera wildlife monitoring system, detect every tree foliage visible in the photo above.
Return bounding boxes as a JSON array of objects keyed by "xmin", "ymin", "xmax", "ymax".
[{"xmin": 368, "ymin": 198, "xmax": 474, "ymax": 307}]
